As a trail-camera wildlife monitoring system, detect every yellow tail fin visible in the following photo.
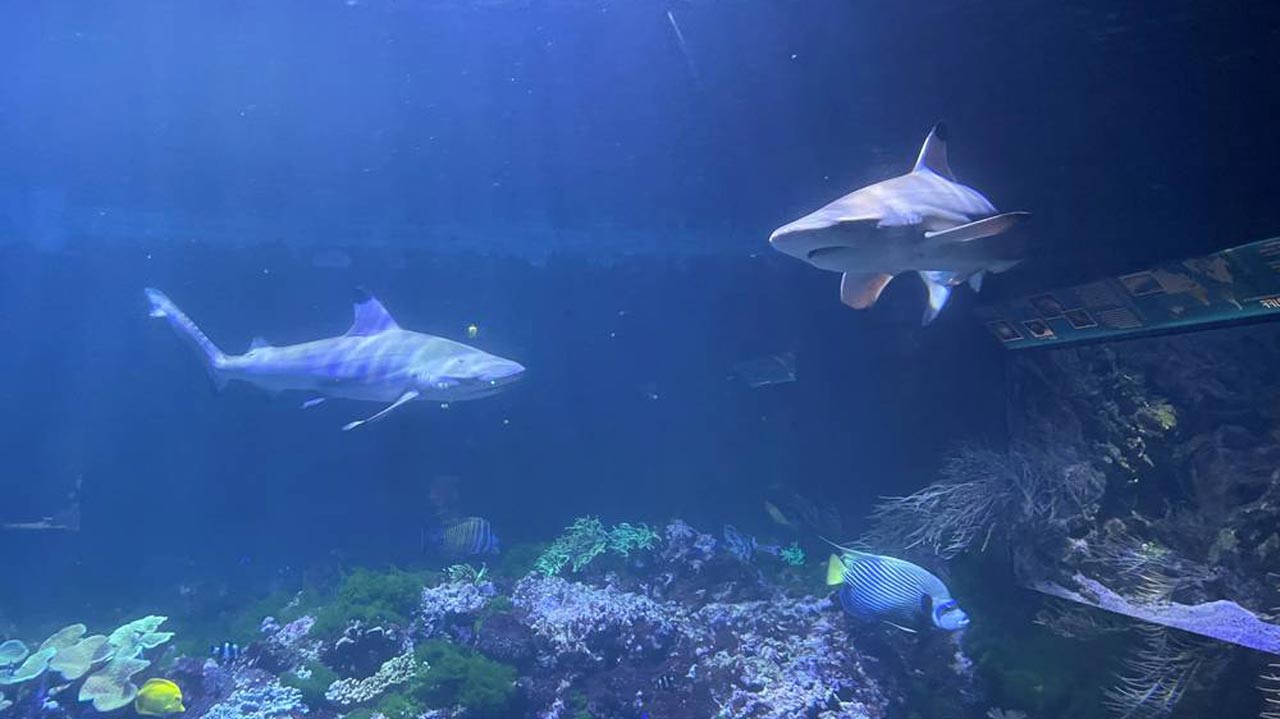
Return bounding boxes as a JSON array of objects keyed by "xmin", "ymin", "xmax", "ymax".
[{"xmin": 826, "ymin": 553, "xmax": 846, "ymax": 586}]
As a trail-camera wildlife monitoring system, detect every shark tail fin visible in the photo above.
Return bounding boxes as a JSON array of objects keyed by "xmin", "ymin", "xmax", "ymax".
[
  {"xmin": 144, "ymin": 288, "xmax": 229, "ymax": 389},
  {"xmin": 918, "ymin": 272, "xmax": 957, "ymax": 326}
]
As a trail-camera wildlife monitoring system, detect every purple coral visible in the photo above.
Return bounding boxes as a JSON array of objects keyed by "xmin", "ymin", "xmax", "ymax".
[
  {"xmin": 418, "ymin": 581, "xmax": 492, "ymax": 639},
  {"xmin": 512, "ymin": 576, "xmax": 684, "ymax": 659}
]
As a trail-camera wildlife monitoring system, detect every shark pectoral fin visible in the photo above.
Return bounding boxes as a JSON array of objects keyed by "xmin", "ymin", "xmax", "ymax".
[
  {"xmin": 922, "ymin": 212, "xmax": 1030, "ymax": 243},
  {"xmin": 919, "ymin": 271, "xmax": 955, "ymax": 326},
  {"xmin": 839, "ymin": 273, "xmax": 895, "ymax": 309},
  {"xmin": 341, "ymin": 389, "xmax": 420, "ymax": 431}
]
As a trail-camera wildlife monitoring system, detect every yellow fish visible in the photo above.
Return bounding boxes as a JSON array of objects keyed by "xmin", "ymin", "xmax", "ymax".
[
  {"xmin": 466, "ymin": 323, "xmax": 480, "ymax": 339},
  {"xmin": 135, "ymin": 678, "xmax": 184, "ymax": 716}
]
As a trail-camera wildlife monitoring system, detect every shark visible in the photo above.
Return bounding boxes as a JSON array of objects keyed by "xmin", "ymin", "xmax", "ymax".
[
  {"xmin": 768, "ymin": 122, "xmax": 1030, "ymax": 324},
  {"xmin": 145, "ymin": 288, "xmax": 525, "ymax": 430}
]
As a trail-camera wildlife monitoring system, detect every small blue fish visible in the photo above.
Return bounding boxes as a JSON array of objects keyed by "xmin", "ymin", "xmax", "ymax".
[
  {"xmin": 431, "ymin": 517, "xmax": 500, "ymax": 556},
  {"xmin": 209, "ymin": 641, "xmax": 241, "ymax": 664},
  {"xmin": 826, "ymin": 546, "xmax": 969, "ymax": 632}
]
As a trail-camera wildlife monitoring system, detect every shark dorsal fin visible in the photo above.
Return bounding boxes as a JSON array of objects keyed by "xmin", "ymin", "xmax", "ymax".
[
  {"xmin": 249, "ymin": 336, "xmax": 272, "ymax": 350},
  {"xmin": 347, "ymin": 288, "xmax": 401, "ymax": 336},
  {"xmin": 912, "ymin": 122, "xmax": 956, "ymax": 181}
]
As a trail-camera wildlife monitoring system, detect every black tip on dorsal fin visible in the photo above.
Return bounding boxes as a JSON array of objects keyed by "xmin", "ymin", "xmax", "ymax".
[
  {"xmin": 913, "ymin": 122, "xmax": 956, "ymax": 181},
  {"xmin": 346, "ymin": 287, "xmax": 400, "ymax": 336}
]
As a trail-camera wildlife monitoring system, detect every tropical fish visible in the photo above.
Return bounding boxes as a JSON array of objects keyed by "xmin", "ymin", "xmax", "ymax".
[
  {"xmin": 826, "ymin": 548, "xmax": 969, "ymax": 632},
  {"xmin": 134, "ymin": 678, "xmax": 184, "ymax": 716},
  {"xmin": 144, "ymin": 288, "xmax": 525, "ymax": 430},
  {"xmin": 763, "ymin": 500, "xmax": 795, "ymax": 528},
  {"xmin": 430, "ymin": 517, "xmax": 500, "ymax": 556},
  {"xmin": 769, "ymin": 123, "xmax": 1029, "ymax": 324},
  {"xmin": 209, "ymin": 642, "xmax": 241, "ymax": 664}
]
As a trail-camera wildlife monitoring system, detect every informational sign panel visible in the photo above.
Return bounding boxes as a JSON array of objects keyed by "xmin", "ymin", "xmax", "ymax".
[{"xmin": 976, "ymin": 236, "xmax": 1280, "ymax": 348}]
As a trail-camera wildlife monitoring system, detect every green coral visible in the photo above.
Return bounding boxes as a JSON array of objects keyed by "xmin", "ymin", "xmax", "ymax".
[
  {"xmin": 778, "ymin": 542, "xmax": 806, "ymax": 567},
  {"xmin": 606, "ymin": 522, "xmax": 660, "ymax": 556},
  {"xmin": 313, "ymin": 567, "xmax": 425, "ymax": 637},
  {"xmin": 445, "ymin": 563, "xmax": 488, "ymax": 585},
  {"xmin": 408, "ymin": 641, "xmax": 517, "ymax": 717},
  {"xmin": 534, "ymin": 517, "xmax": 662, "ymax": 576}
]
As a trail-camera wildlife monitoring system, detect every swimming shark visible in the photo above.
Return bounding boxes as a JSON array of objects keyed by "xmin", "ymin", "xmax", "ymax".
[
  {"xmin": 144, "ymin": 288, "xmax": 525, "ymax": 430},
  {"xmin": 768, "ymin": 123, "xmax": 1029, "ymax": 324}
]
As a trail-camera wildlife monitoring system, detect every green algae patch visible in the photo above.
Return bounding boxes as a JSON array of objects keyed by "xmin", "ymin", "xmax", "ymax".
[
  {"xmin": 409, "ymin": 641, "xmax": 517, "ymax": 717},
  {"xmin": 313, "ymin": 567, "xmax": 427, "ymax": 638}
]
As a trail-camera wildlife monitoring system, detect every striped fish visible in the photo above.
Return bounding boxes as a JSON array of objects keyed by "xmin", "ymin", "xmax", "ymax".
[
  {"xmin": 826, "ymin": 547, "xmax": 969, "ymax": 632},
  {"xmin": 145, "ymin": 288, "xmax": 524, "ymax": 431},
  {"xmin": 433, "ymin": 517, "xmax": 500, "ymax": 556}
]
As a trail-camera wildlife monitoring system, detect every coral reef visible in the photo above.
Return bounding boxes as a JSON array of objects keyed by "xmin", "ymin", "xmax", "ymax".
[
  {"xmin": 0, "ymin": 521, "xmax": 930, "ymax": 719},
  {"xmin": 0, "ymin": 616, "xmax": 173, "ymax": 714},
  {"xmin": 313, "ymin": 568, "xmax": 424, "ymax": 639},
  {"xmin": 418, "ymin": 580, "xmax": 492, "ymax": 640},
  {"xmin": 867, "ymin": 444, "xmax": 1104, "ymax": 560},
  {"xmin": 407, "ymin": 641, "xmax": 517, "ymax": 718},
  {"xmin": 323, "ymin": 651, "xmax": 418, "ymax": 706},
  {"xmin": 202, "ymin": 670, "xmax": 308, "ymax": 719},
  {"xmin": 533, "ymin": 517, "xmax": 661, "ymax": 577}
]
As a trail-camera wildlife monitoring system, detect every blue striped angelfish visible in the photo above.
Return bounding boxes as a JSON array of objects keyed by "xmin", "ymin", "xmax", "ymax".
[
  {"xmin": 825, "ymin": 547, "xmax": 969, "ymax": 632},
  {"xmin": 431, "ymin": 517, "xmax": 500, "ymax": 556}
]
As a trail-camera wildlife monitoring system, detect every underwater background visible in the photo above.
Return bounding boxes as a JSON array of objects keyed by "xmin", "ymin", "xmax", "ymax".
[{"xmin": 3, "ymin": 2, "xmax": 1280, "ymax": 719}]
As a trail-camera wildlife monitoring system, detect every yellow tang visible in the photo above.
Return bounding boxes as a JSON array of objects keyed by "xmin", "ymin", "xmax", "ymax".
[{"xmin": 135, "ymin": 678, "xmax": 185, "ymax": 716}]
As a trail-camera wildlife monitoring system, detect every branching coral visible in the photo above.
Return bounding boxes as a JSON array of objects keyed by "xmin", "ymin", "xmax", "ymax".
[
  {"xmin": 203, "ymin": 676, "xmax": 309, "ymax": 719},
  {"xmin": 534, "ymin": 517, "xmax": 662, "ymax": 576},
  {"xmin": 444, "ymin": 563, "xmax": 487, "ymax": 585},
  {"xmin": 778, "ymin": 543, "xmax": 806, "ymax": 567},
  {"xmin": 867, "ymin": 444, "xmax": 1104, "ymax": 558},
  {"xmin": 324, "ymin": 651, "xmax": 419, "ymax": 706}
]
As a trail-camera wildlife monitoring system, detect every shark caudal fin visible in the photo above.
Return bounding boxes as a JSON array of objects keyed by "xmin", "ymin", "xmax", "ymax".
[{"xmin": 144, "ymin": 288, "xmax": 229, "ymax": 389}]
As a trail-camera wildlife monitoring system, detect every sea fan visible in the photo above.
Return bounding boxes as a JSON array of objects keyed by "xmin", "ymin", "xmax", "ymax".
[
  {"xmin": 866, "ymin": 444, "xmax": 1104, "ymax": 558},
  {"xmin": 1103, "ymin": 624, "xmax": 1219, "ymax": 719}
]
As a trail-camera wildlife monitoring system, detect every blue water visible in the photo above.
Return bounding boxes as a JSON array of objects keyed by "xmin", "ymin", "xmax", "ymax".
[{"xmin": 1, "ymin": 2, "xmax": 1278, "ymax": 718}]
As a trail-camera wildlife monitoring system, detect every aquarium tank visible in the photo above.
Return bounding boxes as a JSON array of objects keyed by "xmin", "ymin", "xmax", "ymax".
[{"xmin": 2, "ymin": 2, "xmax": 1280, "ymax": 718}]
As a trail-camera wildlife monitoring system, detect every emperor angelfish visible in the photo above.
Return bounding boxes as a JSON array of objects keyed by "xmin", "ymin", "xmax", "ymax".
[
  {"xmin": 826, "ymin": 549, "xmax": 969, "ymax": 632},
  {"xmin": 431, "ymin": 517, "xmax": 500, "ymax": 556}
]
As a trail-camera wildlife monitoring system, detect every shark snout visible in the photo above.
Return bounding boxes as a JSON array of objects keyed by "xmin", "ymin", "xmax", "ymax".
[{"xmin": 475, "ymin": 358, "xmax": 525, "ymax": 388}]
